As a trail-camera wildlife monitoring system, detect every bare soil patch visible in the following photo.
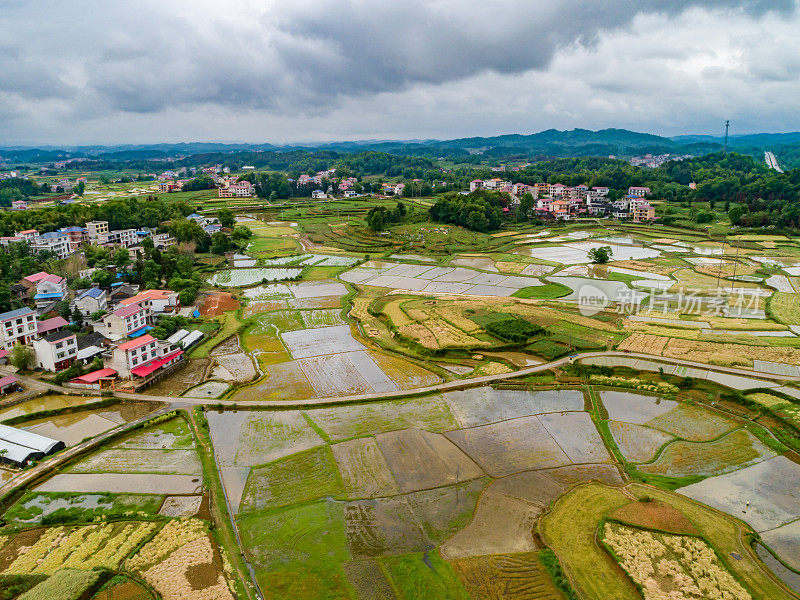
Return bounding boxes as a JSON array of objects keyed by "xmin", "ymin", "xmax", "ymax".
[
  {"xmin": 610, "ymin": 500, "xmax": 701, "ymax": 535},
  {"xmin": 200, "ymin": 291, "xmax": 239, "ymax": 316}
]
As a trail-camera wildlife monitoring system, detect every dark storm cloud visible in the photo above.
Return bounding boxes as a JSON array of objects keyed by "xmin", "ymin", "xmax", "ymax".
[{"xmin": 0, "ymin": 0, "xmax": 793, "ymax": 115}]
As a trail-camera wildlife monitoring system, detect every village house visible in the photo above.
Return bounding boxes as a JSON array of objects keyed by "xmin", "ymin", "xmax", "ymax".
[
  {"xmin": 32, "ymin": 330, "xmax": 77, "ymax": 372},
  {"xmin": 119, "ymin": 289, "xmax": 179, "ymax": 316},
  {"xmin": 11, "ymin": 200, "xmax": 27, "ymax": 210},
  {"xmin": 93, "ymin": 302, "xmax": 151, "ymax": 340},
  {"xmin": 73, "ymin": 286, "xmax": 108, "ymax": 317},
  {"xmin": 34, "ymin": 274, "xmax": 68, "ymax": 306},
  {"xmin": 29, "ymin": 231, "xmax": 70, "ymax": 259},
  {"xmin": 311, "ymin": 190, "xmax": 327, "ymax": 199},
  {"xmin": 218, "ymin": 180, "xmax": 254, "ymax": 197},
  {"xmin": 107, "ymin": 334, "xmax": 183, "ymax": 380},
  {"xmin": 35, "ymin": 316, "xmax": 68, "ymax": 338},
  {"xmin": 0, "ymin": 307, "xmax": 38, "ymax": 349},
  {"xmin": 86, "ymin": 221, "xmax": 109, "ymax": 243},
  {"xmin": 628, "ymin": 186, "xmax": 651, "ymax": 197}
]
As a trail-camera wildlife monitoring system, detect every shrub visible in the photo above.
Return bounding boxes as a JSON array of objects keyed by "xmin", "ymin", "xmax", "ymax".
[{"xmin": 484, "ymin": 317, "xmax": 544, "ymax": 343}]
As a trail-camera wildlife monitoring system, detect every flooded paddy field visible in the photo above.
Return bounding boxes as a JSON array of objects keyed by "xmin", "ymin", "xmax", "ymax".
[
  {"xmin": 0, "ymin": 394, "xmax": 102, "ymax": 420},
  {"xmin": 19, "ymin": 401, "xmax": 157, "ymax": 446},
  {"xmin": 208, "ymin": 266, "xmax": 303, "ymax": 287}
]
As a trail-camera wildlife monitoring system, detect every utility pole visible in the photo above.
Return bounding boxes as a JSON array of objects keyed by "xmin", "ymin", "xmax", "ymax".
[{"xmin": 723, "ymin": 120, "xmax": 730, "ymax": 154}]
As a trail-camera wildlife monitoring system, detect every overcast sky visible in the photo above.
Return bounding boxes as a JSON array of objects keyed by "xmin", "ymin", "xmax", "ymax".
[{"xmin": 1, "ymin": 0, "xmax": 798, "ymax": 145}]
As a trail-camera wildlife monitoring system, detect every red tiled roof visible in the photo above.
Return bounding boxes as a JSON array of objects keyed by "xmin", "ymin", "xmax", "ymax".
[
  {"xmin": 23, "ymin": 271, "xmax": 51, "ymax": 283},
  {"xmin": 117, "ymin": 334, "xmax": 155, "ymax": 352},
  {"xmin": 113, "ymin": 304, "xmax": 146, "ymax": 318},
  {"xmin": 131, "ymin": 350, "xmax": 182, "ymax": 377},
  {"xmin": 37, "ymin": 316, "xmax": 68, "ymax": 334},
  {"xmin": 0, "ymin": 375, "xmax": 18, "ymax": 387},
  {"xmin": 71, "ymin": 368, "xmax": 117, "ymax": 383}
]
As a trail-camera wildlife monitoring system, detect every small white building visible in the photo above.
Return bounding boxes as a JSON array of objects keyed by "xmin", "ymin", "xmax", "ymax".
[{"xmin": 33, "ymin": 330, "xmax": 77, "ymax": 371}]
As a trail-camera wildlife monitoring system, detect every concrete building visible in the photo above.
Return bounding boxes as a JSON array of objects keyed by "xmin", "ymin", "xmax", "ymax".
[
  {"xmin": 86, "ymin": 221, "xmax": 109, "ymax": 242},
  {"xmin": 30, "ymin": 231, "xmax": 70, "ymax": 259},
  {"xmin": 0, "ymin": 307, "xmax": 38, "ymax": 349},
  {"xmin": 33, "ymin": 330, "xmax": 77, "ymax": 371},
  {"xmin": 119, "ymin": 290, "xmax": 179, "ymax": 316},
  {"xmin": 93, "ymin": 303, "xmax": 151, "ymax": 340},
  {"xmin": 34, "ymin": 274, "xmax": 67, "ymax": 307},
  {"xmin": 108, "ymin": 334, "xmax": 183, "ymax": 380},
  {"xmin": 73, "ymin": 286, "xmax": 108, "ymax": 317}
]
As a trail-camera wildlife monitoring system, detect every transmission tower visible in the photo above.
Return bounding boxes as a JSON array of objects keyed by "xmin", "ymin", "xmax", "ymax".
[{"xmin": 723, "ymin": 120, "xmax": 730, "ymax": 154}]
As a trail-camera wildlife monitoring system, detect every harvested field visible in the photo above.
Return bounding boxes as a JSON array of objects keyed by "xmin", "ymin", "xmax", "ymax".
[
  {"xmin": 678, "ymin": 456, "xmax": 800, "ymax": 532},
  {"xmin": 345, "ymin": 496, "xmax": 430, "ymax": 557},
  {"xmin": 633, "ymin": 483, "xmax": 798, "ymax": 600},
  {"xmin": 442, "ymin": 388, "xmax": 584, "ymax": 428},
  {"xmin": 331, "ymin": 437, "xmax": 399, "ymax": 499},
  {"xmin": 638, "ymin": 428, "xmax": 776, "ymax": 477},
  {"xmin": 210, "ymin": 336, "xmax": 256, "ymax": 382},
  {"xmin": 305, "ymin": 395, "xmax": 459, "ymax": 440},
  {"xmin": 599, "ymin": 391, "xmax": 677, "ymax": 424},
  {"xmin": 450, "ymin": 552, "xmax": 564, "ymax": 600},
  {"xmin": 233, "ymin": 361, "xmax": 316, "ymax": 401},
  {"xmin": 539, "ymin": 483, "xmax": 639, "ymax": 600},
  {"xmin": 146, "ymin": 358, "xmax": 211, "ymax": 395},
  {"xmin": 609, "ymin": 421, "xmax": 674, "ymax": 462},
  {"xmin": 445, "ymin": 415, "xmax": 571, "ymax": 477},
  {"xmin": 367, "ymin": 351, "xmax": 441, "ymax": 388},
  {"xmin": 159, "ymin": 495, "xmax": 203, "ymax": 517},
  {"xmin": 489, "ymin": 464, "xmax": 623, "ymax": 510},
  {"xmin": 239, "ymin": 446, "xmax": 342, "ymax": 513},
  {"xmin": 602, "ymin": 521, "xmax": 752, "ymax": 600},
  {"xmin": 646, "ymin": 404, "xmax": 738, "ymax": 441},
  {"xmin": 206, "ymin": 410, "xmax": 324, "ymax": 467},
  {"xmin": 200, "ymin": 291, "xmax": 239, "ymax": 316},
  {"xmin": 376, "ymin": 428, "xmax": 484, "ymax": 493},
  {"xmin": 616, "ymin": 332, "xmax": 669, "ymax": 355},
  {"xmin": 610, "ymin": 499, "xmax": 700, "ymax": 535},
  {"xmin": 405, "ymin": 479, "xmax": 488, "ymax": 544},
  {"xmin": 440, "ymin": 489, "xmax": 540, "ymax": 559}
]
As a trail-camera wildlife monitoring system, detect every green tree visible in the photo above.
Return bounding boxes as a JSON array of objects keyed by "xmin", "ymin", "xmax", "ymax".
[
  {"xmin": 92, "ymin": 269, "xmax": 114, "ymax": 288},
  {"xmin": 113, "ymin": 247, "xmax": 130, "ymax": 269},
  {"xmin": 8, "ymin": 345, "xmax": 35, "ymax": 370},
  {"xmin": 588, "ymin": 246, "xmax": 612, "ymax": 264},
  {"xmin": 217, "ymin": 208, "xmax": 236, "ymax": 229}
]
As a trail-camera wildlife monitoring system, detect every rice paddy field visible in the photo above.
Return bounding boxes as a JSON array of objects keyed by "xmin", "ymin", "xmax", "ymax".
[{"xmin": 9, "ymin": 215, "xmax": 800, "ymax": 599}]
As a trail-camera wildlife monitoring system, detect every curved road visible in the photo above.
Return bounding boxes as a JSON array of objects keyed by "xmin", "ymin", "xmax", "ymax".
[{"xmin": 2, "ymin": 350, "xmax": 798, "ymax": 410}]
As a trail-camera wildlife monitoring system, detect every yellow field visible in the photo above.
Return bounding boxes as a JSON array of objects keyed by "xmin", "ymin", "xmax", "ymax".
[{"xmin": 770, "ymin": 292, "xmax": 800, "ymax": 325}]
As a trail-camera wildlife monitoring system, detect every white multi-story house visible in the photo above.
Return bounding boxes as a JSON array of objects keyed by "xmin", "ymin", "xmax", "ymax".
[
  {"xmin": 33, "ymin": 330, "xmax": 77, "ymax": 371},
  {"xmin": 0, "ymin": 307, "xmax": 38, "ymax": 349},
  {"xmin": 30, "ymin": 231, "xmax": 71, "ymax": 259},
  {"xmin": 100, "ymin": 229, "xmax": 138, "ymax": 247},
  {"xmin": 108, "ymin": 334, "xmax": 183, "ymax": 379},
  {"xmin": 628, "ymin": 186, "xmax": 651, "ymax": 197},
  {"xmin": 218, "ymin": 181, "xmax": 254, "ymax": 198},
  {"xmin": 93, "ymin": 303, "xmax": 151, "ymax": 339},
  {"xmin": 152, "ymin": 233, "xmax": 176, "ymax": 250}
]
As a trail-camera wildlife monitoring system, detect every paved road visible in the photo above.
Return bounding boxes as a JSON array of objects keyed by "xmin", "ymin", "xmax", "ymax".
[
  {"xmin": 766, "ymin": 150, "xmax": 784, "ymax": 173},
  {"xmin": 2, "ymin": 351, "xmax": 798, "ymax": 410}
]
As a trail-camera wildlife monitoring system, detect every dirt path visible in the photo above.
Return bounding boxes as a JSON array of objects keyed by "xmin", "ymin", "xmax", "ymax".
[{"xmin": 2, "ymin": 350, "xmax": 798, "ymax": 410}]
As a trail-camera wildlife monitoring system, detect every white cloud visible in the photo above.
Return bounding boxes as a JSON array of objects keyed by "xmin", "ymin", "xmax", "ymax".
[{"xmin": 0, "ymin": 0, "xmax": 796, "ymax": 144}]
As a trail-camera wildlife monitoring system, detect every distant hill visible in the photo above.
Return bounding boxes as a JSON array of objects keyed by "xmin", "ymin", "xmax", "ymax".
[{"xmin": 2, "ymin": 128, "xmax": 799, "ymax": 167}]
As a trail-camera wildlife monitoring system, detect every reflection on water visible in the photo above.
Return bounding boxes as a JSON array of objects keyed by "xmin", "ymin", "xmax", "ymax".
[
  {"xmin": 0, "ymin": 395, "xmax": 100, "ymax": 420},
  {"xmin": 20, "ymin": 402, "xmax": 156, "ymax": 446},
  {"xmin": 754, "ymin": 542, "xmax": 800, "ymax": 594}
]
